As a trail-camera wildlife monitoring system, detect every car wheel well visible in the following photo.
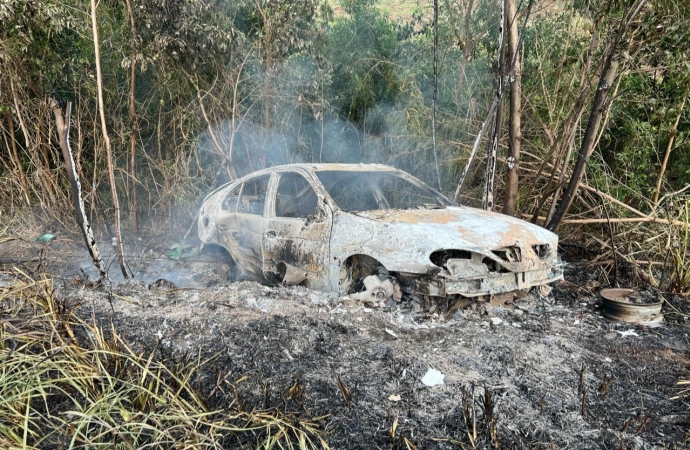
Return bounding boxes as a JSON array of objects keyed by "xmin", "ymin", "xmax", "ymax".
[
  {"xmin": 340, "ymin": 254, "xmax": 387, "ymax": 294},
  {"xmin": 200, "ymin": 243, "xmax": 239, "ymax": 282}
]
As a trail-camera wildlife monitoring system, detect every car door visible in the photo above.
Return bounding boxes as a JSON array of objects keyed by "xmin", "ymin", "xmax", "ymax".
[
  {"xmin": 216, "ymin": 174, "xmax": 270, "ymax": 281},
  {"xmin": 262, "ymin": 170, "xmax": 332, "ymax": 290}
]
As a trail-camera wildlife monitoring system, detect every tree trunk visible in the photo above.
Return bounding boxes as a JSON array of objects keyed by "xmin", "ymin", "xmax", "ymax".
[
  {"xmin": 50, "ymin": 99, "xmax": 107, "ymax": 279},
  {"xmin": 653, "ymin": 88, "xmax": 689, "ymax": 207},
  {"xmin": 431, "ymin": 0, "xmax": 442, "ymax": 191},
  {"xmin": 546, "ymin": 60, "xmax": 618, "ymax": 231},
  {"xmin": 91, "ymin": 0, "xmax": 129, "ymax": 278},
  {"xmin": 502, "ymin": 0, "xmax": 521, "ymax": 216},
  {"xmin": 545, "ymin": 0, "xmax": 647, "ymax": 231},
  {"xmin": 454, "ymin": 0, "xmax": 532, "ymax": 205},
  {"xmin": 482, "ymin": 0, "xmax": 506, "ymax": 212},
  {"xmin": 453, "ymin": 99, "xmax": 499, "ymax": 202},
  {"xmin": 125, "ymin": 0, "xmax": 139, "ymax": 232},
  {"xmin": 10, "ymin": 78, "xmax": 57, "ymax": 206},
  {"xmin": 5, "ymin": 111, "xmax": 29, "ymax": 204}
]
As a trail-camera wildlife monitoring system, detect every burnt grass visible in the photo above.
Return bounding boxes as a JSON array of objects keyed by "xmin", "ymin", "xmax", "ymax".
[{"xmin": 3, "ymin": 234, "xmax": 690, "ymax": 449}]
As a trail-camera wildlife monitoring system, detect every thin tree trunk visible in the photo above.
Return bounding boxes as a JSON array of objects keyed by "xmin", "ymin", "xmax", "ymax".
[
  {"xmin": 526, "ymin": 19, "xmax": 599, "ymax": 220},
  {"xmin": 653, "ymin": 88, "xmax": 689, "ymax": 207},
  {"xmin": 444, "ymin": 0, "xmax": 476, "ymax": 97},
  {"xmin": 51, "ymin": 99, "xmax": 107, "ymax": 279},
  {"xmin": 431, "ymin": 0, "xmax": 442, "ymax": 191},
  {"xmin": 125, "ymin": 0, "xmax": 139, "ymax": 232},
  {"xmin": 91, "ymin": 0, "xmax": 129, "ymax": 278},
  {"xmin": 546, "ymin": 60, "xmax": 618, "ymax": 231},
  {"xmin": 453, "ymin": 0, "xmax": 532, "ymax": 205},
  {"xmin": 546, "ymin": 0, "xmax": 646, "ymax": 231},
  {"xmin": 197, "ymin": 86, "xmax": 236, "ymax": 180},
  {"xmin": 5, "ymin": 111, "xmax": 29, "ymax": 204},
  {"xmin": 453, "ymin": 99, "xmax": 499, "ymax": 202},
  {"xmin": 10, "ymin": 78, "xmax": 57, "ymax": 206},
  {"xmin": 482, "ymin": 0, "xmax": 506, "ymax": 212},
  {"xmin": 253, "ymin": 0, "xmax": 272, "ymax": 133},
  {"xmin": 503, "ymin": 0, "xmax": 521, "ymax": 216}
]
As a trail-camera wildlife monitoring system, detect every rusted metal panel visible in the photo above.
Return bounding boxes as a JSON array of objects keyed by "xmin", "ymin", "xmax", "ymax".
[{"xmin": 446, "ymin": 259, "xmax": 489, "ymax": 279}]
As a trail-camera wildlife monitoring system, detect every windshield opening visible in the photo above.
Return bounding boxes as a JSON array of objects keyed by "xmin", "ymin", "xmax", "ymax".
[{"xmin": 316, "ymin": 171, "xmax": 449, "ymax": 212}]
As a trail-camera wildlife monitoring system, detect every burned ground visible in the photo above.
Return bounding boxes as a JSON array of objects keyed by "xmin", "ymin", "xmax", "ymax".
[{"xmin": 2, "ymin": 233, "xmax": 690, "ymax": 449}]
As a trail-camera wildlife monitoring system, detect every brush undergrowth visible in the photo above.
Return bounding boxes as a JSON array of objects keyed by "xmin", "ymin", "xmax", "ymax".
[{"xmin": 0, "ymin": 270, "xmax": 329, "ymax": 449}]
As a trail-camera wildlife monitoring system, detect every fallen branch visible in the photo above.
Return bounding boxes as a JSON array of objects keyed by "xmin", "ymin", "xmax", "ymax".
[
  {"xmin": 523, "ymin": 214, "xmax": 689, "ymax": 228},
  {"xmin": 578, "ymin": 183, "xmax": 648, "ymax": 218},
  {"xmin": 50, "ymin": 99, "xmax": 107, "ymax": 279}
]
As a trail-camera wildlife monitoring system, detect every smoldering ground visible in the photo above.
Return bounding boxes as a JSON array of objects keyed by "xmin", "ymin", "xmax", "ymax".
[{"xmin": 3, "ymin": 235, "xmax": 690, "ymax": 449}]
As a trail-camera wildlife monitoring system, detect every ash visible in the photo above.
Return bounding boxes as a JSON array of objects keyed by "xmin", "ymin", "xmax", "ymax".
[{"xmin": 5, "ymin": 236, "xmax": 690, "ymax": 449}]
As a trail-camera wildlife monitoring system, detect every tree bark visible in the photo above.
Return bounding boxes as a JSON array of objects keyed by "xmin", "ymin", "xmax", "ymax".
[
  {"xmin": 653, "ymin": 88, "xmax": 689, "ymax": 207},
  {"xmin": 546, "ymin": 0, "xmax": 647, "ymax": 231},
  {"xmin": 482, "ymin": 0, "xmax": 506, "ymax": 212},
  {"xmin": 125, "ymin": 0, "xmax": 139, "ymax": 232},
  {"xmin": 91, "ymin": 0, "xmax": 129, "ymax": 278},
  {"xmin": 546, "ymin": 60, "xmax": 618, "ymax": 231},
  {"xmin": 502, "ymin": 0, "xmax": 521, "ymax": 216},
  {"xmin": 50, "ymin": 99, "xmax": 107, "ymax": 279}
]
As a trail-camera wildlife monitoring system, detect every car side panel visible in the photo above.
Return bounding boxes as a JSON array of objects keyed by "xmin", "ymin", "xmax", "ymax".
[{"xmin": 262, "ymin": 169, "xmax": 333, "ymax": 290}]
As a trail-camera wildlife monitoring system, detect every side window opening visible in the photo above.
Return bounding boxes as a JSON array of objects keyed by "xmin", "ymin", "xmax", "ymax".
[
  {"xmin": 222, "ymin": 184, "xmax": 242, "ymax": 212},
  {"xmin": 238, "ymin": 175, "xmax": 270, "ymax": 215},
  {"xmin": 275, "ymin": 172, "xmax": 317, "ymax": 218},
  {"xmin": 317, "ymin": 172, "xmax": 379, "ymax": 212},
  {"xmin": 316, "ymin": 171, "xmax": 448, "ymax": 211}
]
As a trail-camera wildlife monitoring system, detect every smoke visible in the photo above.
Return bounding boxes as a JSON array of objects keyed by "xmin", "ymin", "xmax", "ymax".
[{"xmin": 192, "ymin": 54, "xmax": 374, "ymax": 186}]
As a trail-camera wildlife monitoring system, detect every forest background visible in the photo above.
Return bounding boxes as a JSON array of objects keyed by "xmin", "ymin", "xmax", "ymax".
[{"xmin": 1, "ymin": 0, "xmax": 689, "ymax": 288}]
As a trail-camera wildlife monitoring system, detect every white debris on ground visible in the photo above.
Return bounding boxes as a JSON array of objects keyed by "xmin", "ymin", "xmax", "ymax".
[{"xmin": 421, "ymin": 368, "xmax": 445, "ymax": 387}]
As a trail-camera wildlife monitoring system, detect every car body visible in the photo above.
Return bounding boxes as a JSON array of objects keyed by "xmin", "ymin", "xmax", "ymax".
[{"xmin": 198, "ymin": 163, "xmax": 563, "ymax": 300}]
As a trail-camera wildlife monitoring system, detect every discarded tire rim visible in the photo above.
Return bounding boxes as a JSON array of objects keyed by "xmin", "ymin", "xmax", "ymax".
[{"xmin": 600, "ymin": 288, "xmax": 663, "ymax": 326}]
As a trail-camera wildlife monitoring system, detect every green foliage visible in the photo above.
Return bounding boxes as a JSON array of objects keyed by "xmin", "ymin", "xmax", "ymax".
[
  {"xmin": 1, "ymin": 0, "xmax": 689, "ymax": 238},
  {"xmin": 669, "ymin": 201, "xmax": 690, "ymax": 293},
  {"xmin": 324, "ymin": 0, "xmax": 399, "ymax": 125}
]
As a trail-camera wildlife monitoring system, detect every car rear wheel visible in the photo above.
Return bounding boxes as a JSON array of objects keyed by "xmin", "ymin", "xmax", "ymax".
[{"xmin": 200, "ymin": 244, "xmax": 239, "ymax": 283}]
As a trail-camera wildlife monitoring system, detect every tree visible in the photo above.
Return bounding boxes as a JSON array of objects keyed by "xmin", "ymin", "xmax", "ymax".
[
  {"xmin": 91, "ymin": 0, "xmax": 129, "ymax": 278},
  {"xmin": 546, "ymin": 0, "xmax": 647, "ymax": 231},
  {"xmin": 51, "ymin": 99, "xmax": 107, "ymax": 279},
  {"xmin": 502, "ymin": 0, "xmax": 521, "ymax": 216}
]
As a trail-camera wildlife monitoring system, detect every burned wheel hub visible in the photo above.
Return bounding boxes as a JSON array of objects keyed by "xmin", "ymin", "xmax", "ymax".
[
  {"xmin": 600, "ymin": 288, "xmax": 663, "ymax": 326},
  {"xmin": 350, "ymin": 275, "xmax": 402, "ymax": 306}
]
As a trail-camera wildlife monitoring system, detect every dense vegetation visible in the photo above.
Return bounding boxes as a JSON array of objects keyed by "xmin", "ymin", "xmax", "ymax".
[
  {"xmin": 2, "ymin": 2, "xmax": 690, "ymax": 449},
  {"xmin": 1, "ymin": 0, "xmax": 689, "ymax": 286}
]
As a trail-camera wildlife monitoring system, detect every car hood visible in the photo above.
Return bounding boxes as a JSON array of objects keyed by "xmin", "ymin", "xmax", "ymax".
[{"xmin": 330, "ymin": 206, "xmax": 558, "ymax": 273}]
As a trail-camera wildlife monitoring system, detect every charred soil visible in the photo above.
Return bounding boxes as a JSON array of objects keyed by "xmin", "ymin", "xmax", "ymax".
[{"xmin": 2, "ymin": 232, "xmax": 690, "ymax": 449}]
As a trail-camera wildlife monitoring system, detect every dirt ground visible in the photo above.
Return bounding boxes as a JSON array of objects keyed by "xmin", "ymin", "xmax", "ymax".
[{"xmin": 2, "ymin": 227, "xmax": 690, "ymax": 449}]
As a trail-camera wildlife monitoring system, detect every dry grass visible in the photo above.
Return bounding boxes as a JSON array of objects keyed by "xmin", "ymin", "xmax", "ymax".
[{"xmin": 0, "ymin": 270, "xmax": 329, "ymax": 449}]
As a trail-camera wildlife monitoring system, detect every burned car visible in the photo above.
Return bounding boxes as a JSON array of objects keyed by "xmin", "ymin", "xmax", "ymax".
[{"xmin": 198, "ymin": 164, "xmax": 563, "ymax": 303}]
